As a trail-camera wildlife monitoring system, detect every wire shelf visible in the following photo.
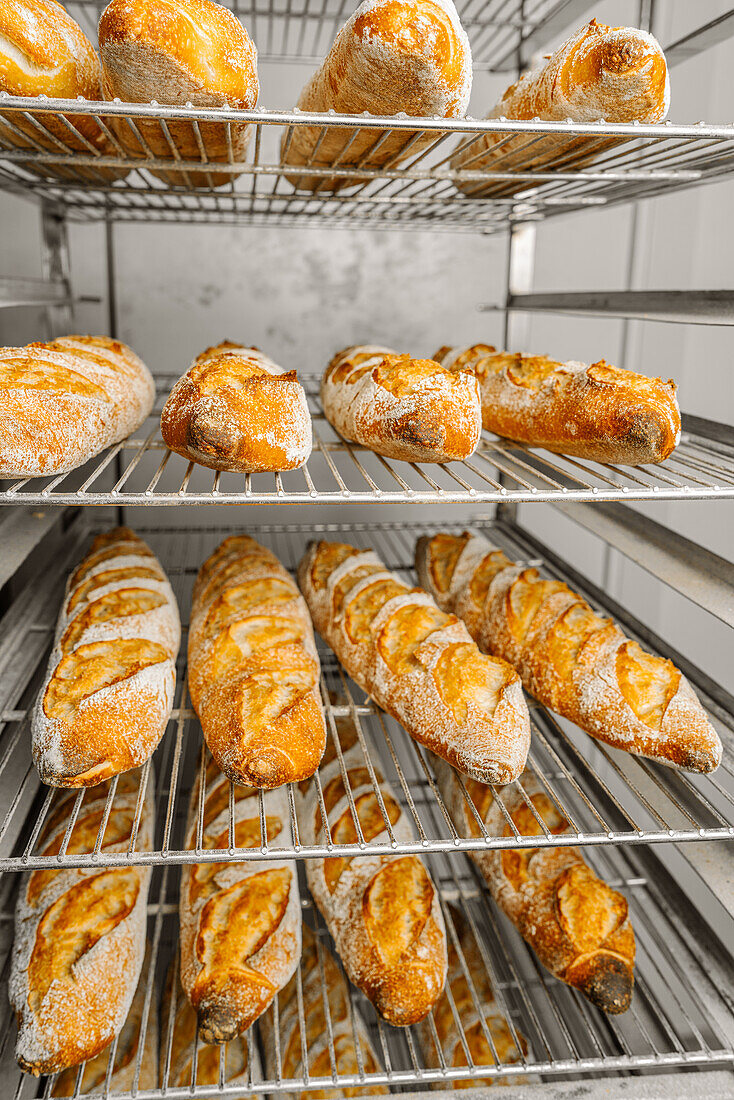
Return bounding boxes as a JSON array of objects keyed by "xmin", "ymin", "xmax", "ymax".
[
  {"xmin": 1, "ymin": 519, "xmax": 732, "ymax": 877},
  {"xmin": 2, "ymin": 376, "xmax": 734, "ymax": 506},
  {"xmin": 1, "ymin": 840, "xmax": 733, "ymax": 1098},
  {"xmin": 2, "ymin": 99, "xmax": 734, "ymax": 232}
]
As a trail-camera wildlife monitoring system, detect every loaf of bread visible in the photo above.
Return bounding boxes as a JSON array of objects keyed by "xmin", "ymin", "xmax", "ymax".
[
  {"xmin": 52, "ymin": 942, "xmax": 158, "ymax": 1095},
  {"xmin": 189, "ymin": 535, "xmax": 326, "ymax": 788},
  {"xmin": 298, "ymin": 540, "xmax": 530, "ymax": 785},
  {"xmin": 322, "ymin": 346, "xmax": 481, "ymax": 463},
  {"xmin": 32, "ymin": 526, "xmax": 180, "ymax": 787},
  {"xmin": 433, "ymin": 760, "xmax": 636, "ymax": 1014},
  {"xmin": 0, "ymin": 0, "xmax": 125, "ymax": 183},
  {"xmin": 261, "ymin": 923, "xmax": 389, "ymax": 1098},
  {"xmin": 417, "ymin": 907, "xmax": 529, "ymax": 1087},
  {"xmin": 281, "ymin": 0, "xmax": 472, "ymax": 192},
  {"xmin": 433, "ymin": 345, "xmax": 681, "ymax": 465},
  {"xmin": 10, "ymin": 768, "xmax": 154, "ymax": 1074},
  {"xmin": 161, "ymin": 959, "xmax": 259, "ymax": 1094},
  {"xmin": 179, "ymin": 751, "xmax": 301, "ymax": 1043},
  {"xmin": 451, "ymin": 19, "xmax": 669, "ymax": 197},
  {"xmin": 416, "ymin": 531, "xmax": 722, "ymax": 773},
  {"xmin": 0, "ymin": 335, "xmax": 155, "ymax": 478},
  {"xmin": 161, "ymin": 341, "xmax": 312, "ymax": 472},
  {"xmin": 99, "ymin": 0, "xmax": 259, "ymax": 188},
  {"xmin": 296, "ymin": 711, "xmax": 447, "ymax": 1026}
]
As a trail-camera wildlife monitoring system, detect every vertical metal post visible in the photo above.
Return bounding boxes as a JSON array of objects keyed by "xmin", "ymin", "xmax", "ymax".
[
  {"xmin": 496, "ymin": 221, "xmax": 536, "ymax": 525},
  {"xmin": 105, "ymin": 211, "xmax": 125, "ymax": 527},
  {"xmin": 40, "ymin": 200, "xmax": 74, "ymax": 339}
]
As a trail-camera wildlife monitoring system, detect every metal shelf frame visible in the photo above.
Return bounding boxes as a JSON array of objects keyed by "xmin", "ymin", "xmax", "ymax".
[
  {"xmin": 2, "ymin": 377, "xmax": 734, "ymax": 506},
  {"xmin": 1, "ymin": 518, "xmax": 733, "ymax": 876}
]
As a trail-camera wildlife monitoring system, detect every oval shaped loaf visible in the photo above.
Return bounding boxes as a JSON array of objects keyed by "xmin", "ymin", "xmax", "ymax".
[
  {"xmin": 322, "ymin": 345, "xmax": 481, "ymax": 463},
  {"xmin": 161, "ymin": 342, "xmax": 312, "ymax": 473},
  {"xmin": 0, "ymin": 336, "xmax": 155, "ymax": 478},
  {"xmin": 298, "ymin": 539, "xmax": 530, "ymax": 785},
  {"xmin": 297, "ymin": 711, "xmax": 447, "ymax": 1027},
  {"xmin": 179, "ymin": 753, "xmax": 301, "ymax": 1043},
  {"xmin": 10, "ymin": 768, "xmax": 155, "ymax": 1075},
  {"xmin": 188, "ymin": 534, "xmax": 326, "ymax": 788},
  {"xmin": 32, "ymin": 526, "xmax": 180, "ymax": 787}
]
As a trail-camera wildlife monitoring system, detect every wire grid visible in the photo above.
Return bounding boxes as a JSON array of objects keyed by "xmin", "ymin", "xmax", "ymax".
[
  {"xmin": 62, "ymin": 0, "xmax": 593, "ymax": 71},
  {"xmin": 1, "ymin": 519, "xmax": 733, "ymax": 877},
  {"xmin": 0, "ymin": 839, "xmax": 733, "ymax": 1099},
  {"xmin": 2, "ymin": 375, "xmax": 734, "ymax": 505},
  {"xmin": 2, "ymin": 100, "xmax": 734, "ymax": 232}
]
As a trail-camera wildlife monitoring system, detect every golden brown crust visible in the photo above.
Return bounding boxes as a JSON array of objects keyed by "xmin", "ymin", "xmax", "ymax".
[
  {"xmin": 434, "ymin": 346, "xmax": 681, "ymax": 464},
  {"xmin": 321, "ymin": 346, "xmax": 481, "ymax": 463},
  {"xmin": 160, "ymin": 343, "xmax": 312, "ymax": 472},
  {"xmin": 179, "ymin": 754, "xmax": 301, "ymax": 1043},
  {"xmin": 451, "ymin": 19, "xmax": 668, "ymax": 198},
  {"xmin": 32, "ymin": 527, "xmax": 180, "ymax": 787},
  {"xmin": 188, "ymin": 535, "xmax": 326, "ymax": 788},
  {"xmin": 298, "ymin": 713, "xmax": 447, "ymax": 1027},
  {"xmin": 298, "ymin": 539, "xmax": 530, "ymax": 785},
  {"xmin": 99, "ymin": 0, "xmax": 258, "ymax": 187},
  {"xmin": 417, "ymin": 531, "xmax": 722, "ymax": 773},
  {"xmin": 281, "ymin": 0, "xmax": 471, "ymax": 191}
]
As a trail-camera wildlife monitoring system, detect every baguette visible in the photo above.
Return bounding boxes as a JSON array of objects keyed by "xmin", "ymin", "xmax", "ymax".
[
  {"xmin": 98, "ymin": 0, "xmax": 258, "ymax": 188},
  {"xmin": 417, "ymin": 907, "xmax": 529, "ymax": 1087},
  {"xmin": 298, "ymin": 539, "xmax": 530, "ymax": 785},
  {"xmin": 179, "ymin": 752, "xmax": 301, "ymax": 1043},
  {"xmin": 161, "ymin": 959, "xmax": 259, "ymax": 1094},
  {"xmin": 32, "ymin": 526, "xmax": 180, "ymax": 787},
  {"xmin": 296, "ymin": 711, "xmax": 447, "ymax": 1027},
  {"xmin": 281, "ymin": 0, "xmax": 471, "ymax": 192},
  {"xmin": 261, "ymin": 923, "xmax": 388, "ymax": 1098},
  {"xmin": 451, "ymin": 20, "xmax": 668, "ymax": 198},
  {"xmin": 432, "ymin": 760, "xmax": 636, "ymax": 1014},
  {"xmin": 433, "ymin": 344, "xmax": 681, "ymax": 465},
  {"xmin": 0, "ymin": 335, "xmax": 155, "ymax": 478},
  {"xmin": 10, "ymin": 768, "xmax": 154, "ymax": 1074},
  {"xmin": 321, "ymin": 346, "xmax": 481, "ymax": 463},
  {"xmin": 189, "ymin": 535, "xmax": 326, "ymax": 788},
  {"xmin": 161, "ymin": 341, "xmax": 312, "ymax": 472},
  {"xmin": 0, "ymin": 0, "xmax": 126, "ymax": 183},
  {"xmin": 51, "ymin": 943, "xmax": 158, "ymax": 1095},
  {"xmin": 416, "ymin": 531, "xmax": 722, "ymax": 773}
]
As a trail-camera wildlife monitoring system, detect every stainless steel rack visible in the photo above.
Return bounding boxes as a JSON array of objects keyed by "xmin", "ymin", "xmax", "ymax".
[
  {"xmin": 2, "ymin": 100, "xmax": 734, "ymax": 232},
  {"xmin": 2, "ymin": 519, "xmax": 732, "ymax": 877},
  {"xmin": 2, "ymin": 376, "xmax": 733, "ymax": 506}
]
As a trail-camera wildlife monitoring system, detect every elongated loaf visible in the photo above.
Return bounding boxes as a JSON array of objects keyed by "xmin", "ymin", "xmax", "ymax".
[
  {"xmin": 416, "ymin": 531, "xmax": 722, "ymax": 773},
  {"xmin": 0, "ymin": 335, "xmax": 155, "ymax": 478},
  {"xmin": 281, "ymin": 0, "xmax": 471, "ymax": 192},
  {"xmin": 433, "ymin": 344, "xmax": 681, "ymax": 465},
  {"xmin": 417, "ymin": 907, "xmax": 529, "ymax": 1087},
  {"xmin": 298, "ymin": 540, "xmax": 530, "ymax": 785},
  {"xmin": 99, "ymin": 0, "xmax": 258, "ymax": 188},
  {"xmin": 52, "ymin": 942, "xmax": 158, "ymax": 1095},
  {"xmin": 261, "ymin": 923, "xmax": 388, "ymax": 1098},
  {"xmin": 433, "ymin": 760, "xmax": 636, "ymax": 1013},
  {"xmin": 0, "ymin": 0, "xmax": 125, "ymax": 183},
  {"xmin": 10, "ymin": 769, "xmax": 154, "ymax": 1074},
  {"xmin": 32, "ymin": 526, "xmax": 180, "ymax": 787},
  {"xmin": 161, "ymin": 342, "xmax": 312, "ymax": 472},
  {"xmin": 297, "ymin": 712, "xmax": 447, "ymax": 1026},
  {"xmin": 161, "ymin": 958, "xmax": 261, "ymax": 1094},
  {"xmin": 179, "ymin": 752, "xmax": 301, "ymax": 1043},
  {"xmin": 451, "ymin": 19, "xmax": 668, "ymax": 197},
  {"xmin": 322, "ymin": 346, "xmax": 481, "ymax": 463},
  {"xmin": 189, "ymin": 535, "xmax": 326, "ymax": 788}
]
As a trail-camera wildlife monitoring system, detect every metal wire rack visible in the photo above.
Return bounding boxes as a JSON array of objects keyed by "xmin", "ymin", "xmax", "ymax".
[
  {"xmin": 1, "ymin": 839, "xmax": 733, "ymax": 1098},
  {"xmin": 2, "ymin": 375, "xmax": 734, "ymax": 506},
  {"xmin": 1, "ymin": 519, "xmax": 732, "ymax": 876},
  {"xmin": 2, "ymin": 100, "xmax": 734, "ymax": 232}
]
